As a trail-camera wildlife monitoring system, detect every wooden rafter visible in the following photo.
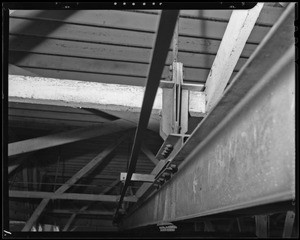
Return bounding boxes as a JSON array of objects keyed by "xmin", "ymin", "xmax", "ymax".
[
  {"xmin": 8, "ymin": 120, "xmax": 133, "ymax": 157},
  {"xmin": 9, "ymin": 191, "xmax": 137, "ymax": 202},
  {"xmin": 49, "ymin": 209, "xmax": 114, "ymax": 216},
  {"xmin": 205, "ymin": 3, "xmax": 264, "ymax": 112}
]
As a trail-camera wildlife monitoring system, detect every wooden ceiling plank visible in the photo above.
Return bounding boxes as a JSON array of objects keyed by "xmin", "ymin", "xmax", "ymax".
[
  {"xmin": 9, "ymin": 18, "xmax": 258, "ymax": 57},
  {"xmin": 8, "ymin": 35, "xmax": 248, "ymax": 71},
  {"xmin": 205, "ymin": 3, "xmax": 264, "ymax": 112},
  {"xmin": 9, "ymin": 51, "xmax": 212, "ymax": 82},
  {"xmin": 10, "ymin": 7, "xmax": 283, "ymax": 29},
  {"xmin": 19, "ymin": 135, "xmax": 126, "ymax": 231},
  {"xmin": 10, "ymin": 10, "xmax": 270, "ymax": 43},
  {"xmin": 132, "ymin": 7, "xmax": 284, "ymax": 26}
]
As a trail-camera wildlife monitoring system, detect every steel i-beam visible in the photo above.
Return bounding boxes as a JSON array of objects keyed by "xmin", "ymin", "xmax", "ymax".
[{"xmin": 120, "ymin": 4, "xmax": 295, "ymax": 229}]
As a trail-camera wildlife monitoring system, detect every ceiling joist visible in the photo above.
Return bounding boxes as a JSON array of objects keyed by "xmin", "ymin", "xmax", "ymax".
[
  {"xmin": 9, "ymin": 75, "xmax": 206, "ymax": 117},
  {"xmin": 205, "ymin": 3, "xmax": 264, "ymax": 112},
  {"xmin": 8, "ymin": 120, "xmax": 133, "ymax": 157},
  {"xmin": 9, "ymin": 190, "xmax": 137, "ymax": 203}
]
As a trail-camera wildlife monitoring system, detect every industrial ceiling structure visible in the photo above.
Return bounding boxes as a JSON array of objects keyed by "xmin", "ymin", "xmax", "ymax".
[{"xmin": 4, "ymin": 2, "xmax": 296, "ymax": 238}]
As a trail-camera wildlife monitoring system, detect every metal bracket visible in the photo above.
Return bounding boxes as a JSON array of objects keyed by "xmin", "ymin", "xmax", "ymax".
[
  {"xmin": 160, "ymin": 62, "xmax": 189, "ymax": 140},
  {"xmin": 155, "ymin": 133, "xmax": 187, "ymax": 161},
  {"xmin": 120, "ymin": 173, "xmax": 155, "ymax": 183}
]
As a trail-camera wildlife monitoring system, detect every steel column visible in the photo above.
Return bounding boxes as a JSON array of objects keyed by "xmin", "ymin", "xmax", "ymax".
[{"xmin": 120, "ymin": 4, "xmax": 295, "ymax": 229}]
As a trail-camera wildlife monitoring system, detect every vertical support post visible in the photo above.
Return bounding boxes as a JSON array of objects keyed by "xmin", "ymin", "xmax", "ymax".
[
  {"xmin": 204, "ymin": 220, "xmax": 215, "ymax": 232},
  {"xmin": 160, "ymin": 62, "xmax": 188, "ymax": 138},
  {"xmin": 255, "ymin": 215, "xmax": 269, "ymax": 238},
  {"xmin": 33, "ymin": 165, "xmax": 38, "ymax": 191},
  {"xmin": 236, "ymin": 217, "xmax": 242, "ymax": 232},
  {"xmin": 160, "ymin": 87, "xmax": 174, "ymax": 140},
  {"xmin": 283, "ymin": 211, "xmax": 295, "ymax": 238},
  {"xmin": 194, "ymin": 222, "xmax": 203, "ymax": 232},
  {"xmin": 22, "ymin": 167, "xmax": 30, "ymax": 219},
  {"xmin": 160, "ymin": 16, "xmax": 180, "ymax": 140},
  {"xmin": 160, "ymin": 16, "xmax": 188, "ymax": 138},
  {"xmin": 180, "ymin": 88, "xmax": 189, "ymax": 134},
  {"xmin": 172, "ymin": 62, "xmax": 182, "ymax": 134}
]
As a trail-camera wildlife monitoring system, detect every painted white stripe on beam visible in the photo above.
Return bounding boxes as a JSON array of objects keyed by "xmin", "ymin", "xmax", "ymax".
[
  {"xmin": 205, "ymin": 3, "xmax": 264, "ymax": 112},
  {"xmin": 8, "ymin": 75, "xmax": 205, "ymax": 116}
]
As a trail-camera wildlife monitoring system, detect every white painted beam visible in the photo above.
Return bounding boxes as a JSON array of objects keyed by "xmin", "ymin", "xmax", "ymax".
[
  {"xmin": 283, "ymin": 211, "xmax": 295, "ymax": 238},
  {"xmin": 9, "ymin": 75, "xmax": 205, "ymax": 117},
  {"xmin": 8, "ymin": 120, "xmax": 133, "ymax": 157},
  {"xmin": 205, "ymin": 3, "xmax": 264, "ymax": 112},
  {"xmin": 9, "ymin": 190, "xmax": 137, "ymax": 202}
]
